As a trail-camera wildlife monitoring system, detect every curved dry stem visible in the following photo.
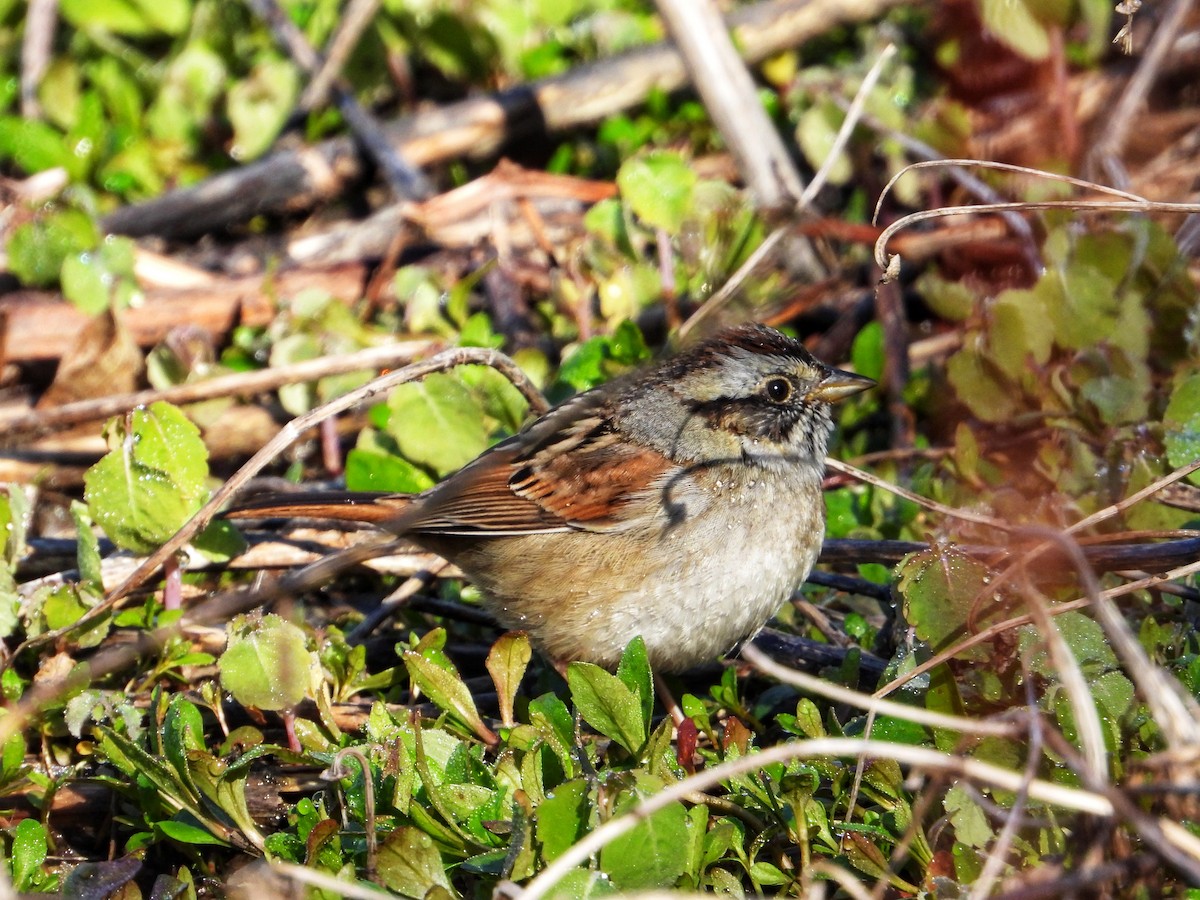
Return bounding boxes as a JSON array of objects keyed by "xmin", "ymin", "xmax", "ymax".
[
  {"xmin": 875, "ymin": 198, "xmax": 1200, "ymax": 274},
  {"xmin": 825, "ymin": 457, "xmax": 1012, "ymax": 532},
  {"xmin": 0, "ymin": 340, "xmax": 439, "ymax": 441},
  {"xmin": 873, "ymin": 158, "xmax": 1149, "ymax": 228},
  {"xmin": 1067, "ymin": 456, "xmax": 1200, "ymax": 535}
]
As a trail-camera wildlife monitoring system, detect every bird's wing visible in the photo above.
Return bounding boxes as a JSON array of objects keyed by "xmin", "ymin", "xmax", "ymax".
[{"xmin": 410, "ymin": 396, "xmax": 676, "ymax": 536}]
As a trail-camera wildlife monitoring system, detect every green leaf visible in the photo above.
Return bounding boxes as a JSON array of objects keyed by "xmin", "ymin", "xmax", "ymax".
[
  {"xmin": 70, "ymin": 501, "xmax": 103, "ymax": 591},
  {"xmin": 536, "ymin": 779, "xmax": 590, "ymax": 862},
  {"xmin": 0, "ymin": 485, "xmax": 29, "ymax": 569},
  {"xmin": 599, "ymin": 786, "xmax": 689, "ymax": 889},
  {"xmin": 377, "ymin": 827, "xmax": 454, "ymax": 898},
  {"xmin": 797, "ymin": 100, "xmax": 852, "ymax": 184},
  {"xmin": 83, "ymin": 401, "xmax": 210, "ymax": 554},
  {"xmin": 543, "ymin": 869, "xmax": 618, "ymax": 900},
  {"xmin": 1041, "ymin": 263, "xmax": 1122, "ymax": 351},
  {"xmin": 6, "ymin": 208, "xmax": 98, "ymax": 287},
  {"xmin": 0, "ymin": 116, "xmax": 81, "ymax": 178},
  {"xmin": 227, "ymin": 57, "xmax": 299, "ymax": 161},
  {"xmin": 615, "ymin": 636, "xmax": 653, "ymax": 729},
  {"xmin": 617, "ymin": 151, "xmax": 696, "ymax": 233},
  {"xmin": 345, "ymin": 427, "xmax": 438, "ymax": 493},
  {"xmin": 1164, "ymin": 373, "xmax": 1200, "ymax": 485},
  {"xmin": 557, "ymin": 321, "xmax": 650, "ymax": 392},
  {"xmin": 850, "ymin": 321, "xmax": 886, "ymax": 383},
  {"xmin": 60, "ymin": 237, "xmax": 141, "ymax": 314},
  {"xmin": 404, "ymin": 650, "xmax": 489, "ymax": 739},
  {"xmin": 979, "ymin": 0, "xmax": 1051, "ymax": 60},
  {"xmin": 218, "ymin": 614, "xmax": 311, "ymax": 711},
  {"xmin": 157, "ymin": 816, "xmax": 230, "ymax": 846},
  {"xmin": 987, "ymin": 289, "xmax": 1052, "ymax": 378},
  {"xmin": 1020, "ymin": 610, "xmax": 1117, "ymax": 677},
  {"xmin": 946, "ymin": 342, "xmax": 1020, "ymax": 423},
  {"xmin": 61, "ymin": 0, "xmax": 183, "ymax": 35},
  {"xmin": 896, "ymin": 548, "xmax": 997, "ymax": 661},
  {"xmin": 916, "ymin": 271, "xmax": 977, "ymax": 323},
  {"xmin": 529, "ymin": 693, "xmax": 576, "ymax": 773},
  {"xmin": 386, "ymin": 373, "xmax": 489, "ymax": 477},
  {"xmin": 567, "ymin": 663, "xmax": 646, "ymax": 755},
  {"xmin": 486, "ymin": 632, "xmax": 532, "ymax": 727},
  {"xmin": 944, "ymin": 784, "xmax": 994, "ymax": 849},
  {"xmin": 11, "ymin": 818, "xmax": 49, "ymax": 890}
]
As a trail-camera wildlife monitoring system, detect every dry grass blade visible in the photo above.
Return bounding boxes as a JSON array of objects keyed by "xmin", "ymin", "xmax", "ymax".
[
  {"xmin": 1009, "ymin": 537, "xmax": 1107, "ymax": 782},
  {"xmin": 825, "ymin": 457, "xmax": 1012, "ymax": 532},
  {"xmin": 966, "ymin": 676, "xmax": 1043, "ymax": 899},
  {"xmin": 1032, "ymin": 528, "xmax": 1200, "ymax": 749}
]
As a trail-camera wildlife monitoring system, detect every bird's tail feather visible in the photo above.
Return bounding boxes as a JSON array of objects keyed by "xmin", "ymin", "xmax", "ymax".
[{"xmin": 225, "ymin": 491, "xmax": 409, "ymax": 525}]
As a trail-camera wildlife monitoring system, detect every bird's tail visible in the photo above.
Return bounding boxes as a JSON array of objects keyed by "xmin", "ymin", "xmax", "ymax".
[{"xmin": 225, "ymin": 491, "xmax": 411, "ymax": 526}]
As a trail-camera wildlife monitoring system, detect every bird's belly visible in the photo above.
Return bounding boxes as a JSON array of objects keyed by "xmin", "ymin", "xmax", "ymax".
[{"xmin": 426, "ymin": 474, "xmax": 824, "ymax": 671}]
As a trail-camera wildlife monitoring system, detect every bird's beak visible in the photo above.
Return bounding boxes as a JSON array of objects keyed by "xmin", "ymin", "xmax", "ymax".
[{"xmin": 808, "ymin": 368, "xmax": 875, "ymax": 403}]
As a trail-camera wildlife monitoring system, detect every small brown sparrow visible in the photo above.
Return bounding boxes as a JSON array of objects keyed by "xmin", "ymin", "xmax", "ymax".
[{"xmin": 229, "ymin": 324, "xmax": 872, "ymax": 672}]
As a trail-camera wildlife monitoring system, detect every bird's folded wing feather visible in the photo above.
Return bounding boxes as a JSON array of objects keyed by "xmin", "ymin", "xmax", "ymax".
[{"xmin": 410, "ymin": 408, "xmax": 676, "ymax": 536}]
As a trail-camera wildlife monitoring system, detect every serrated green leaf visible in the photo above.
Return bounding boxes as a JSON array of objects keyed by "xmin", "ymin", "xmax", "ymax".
[
  {"xmin": 944, "ymin": 784, "xmax": 994, "ymax": 849},
  {"xmin": 896, "ymin": 549, "xmax": 996, "ymax": 661},
  {"xmin": 988, "ymin": 289, "xmax": 1052, "ymax": 378},
  {"xmin": 387, "ymin": 373, "xmax": 489, "ymax": 477},
  {"xmin": 218, "ymin": 614, "xmax": 311, "ymax": 711}
]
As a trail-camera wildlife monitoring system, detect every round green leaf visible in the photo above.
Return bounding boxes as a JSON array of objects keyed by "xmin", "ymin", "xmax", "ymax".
[
  {"xmin": 218, "ymin": 614, "xmax": 311, "ymax": 711},
  {"xmin": 386, "ymin": 373, "xmax": 489, "ymax": 477},
  {"xmin": 616, "ymin": 152, "xmax": 696, "ymax": 233}
]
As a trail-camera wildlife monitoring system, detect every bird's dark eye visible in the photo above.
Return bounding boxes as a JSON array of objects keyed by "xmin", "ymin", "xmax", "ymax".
[{"xmin": 764, "ymin": 377, "xmax": 792, "ymax": 403}]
